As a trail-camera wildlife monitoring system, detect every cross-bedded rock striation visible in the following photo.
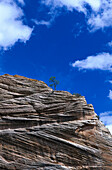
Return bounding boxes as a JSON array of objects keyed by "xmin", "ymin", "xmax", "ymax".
[{"xmin": 0, "ymin": 74, "xmax": 112, "ymax": 170}]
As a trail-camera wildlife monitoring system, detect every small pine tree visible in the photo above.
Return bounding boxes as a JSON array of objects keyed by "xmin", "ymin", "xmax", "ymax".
[{"xmin": 49, "ymin": 77, "xmax": 59, "ymax": 90}]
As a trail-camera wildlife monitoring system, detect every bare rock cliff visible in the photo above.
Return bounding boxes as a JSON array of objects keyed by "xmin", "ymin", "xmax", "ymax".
[{"xmin": 0, "ymin": 74, "xmax": 112, "ymax": 170}]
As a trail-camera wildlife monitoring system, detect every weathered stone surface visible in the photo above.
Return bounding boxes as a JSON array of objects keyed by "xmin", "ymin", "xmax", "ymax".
[{"xmin": 0, "ymin": 74, "xmax": 112, "ymax": 170}]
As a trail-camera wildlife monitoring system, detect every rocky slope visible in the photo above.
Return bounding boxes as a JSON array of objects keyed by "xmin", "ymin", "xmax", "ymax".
[{"xmin": 0, "ymin": 74, "xmax": 112, "ymax": 170}]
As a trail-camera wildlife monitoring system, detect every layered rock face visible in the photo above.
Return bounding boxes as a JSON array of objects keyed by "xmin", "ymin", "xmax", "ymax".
[{"xmin": 0, "ymin": 74, "xmax": 112, "ymax": 170}]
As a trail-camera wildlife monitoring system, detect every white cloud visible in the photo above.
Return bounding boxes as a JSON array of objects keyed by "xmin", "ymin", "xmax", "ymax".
[
  {"xmin": 32, "ymin": 19, "xmax": 51, "ymax": 27},
  {"xmin": 72, "ymin": 53, "xmax": 112, "ymax": 71},
  {"xmin": 107, "ymin": 41, "xmax": 112, "ymax": 48},
  {"xmin": 108, "ymin": 90, "xmax": 112, "ymax": 100},
  {"xmin": 42, "ymin": 0, "xmax": 112, "ymax": 31},
  {"xmin": 100, "ymin": 111, "xmax": 112, "ymax": 117},
  {"xmin": 88, "ymin": 0, "xmax": 112, "ymax": 31},
  {"xmin": 100, "ymin": 111, "xmax": 112, "ymax": 134},
  {"xmin": 17, "ymin": 0, "xmax": 25, "ymax": 6},
  {"xmin": 42, "ymin": 0, "xmax": 101, "ymax": 12},
  {"xmin": 100, "ymin": 111, "xmax": 112, "ymax": 125},
  {"xmin": 109, "ymin": 80, "xmax": 112, "ymax": 84},
  {"xmin": 0, "ymin": 0, "xmax": 32, "ymax": 50},
  {"xmin": 106, "ymin": 124, "xmax": 112, "ymax": 134}
]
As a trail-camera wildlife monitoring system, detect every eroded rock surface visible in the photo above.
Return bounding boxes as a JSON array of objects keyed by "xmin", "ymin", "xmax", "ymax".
[{"xmin": 0, "ymin": 74, "xmax": 112, "ymax": 170}]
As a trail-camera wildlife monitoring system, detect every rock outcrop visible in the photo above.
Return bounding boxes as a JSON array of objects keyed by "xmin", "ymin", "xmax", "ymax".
[{"xmin": 0, "ymin": 74, "xmax": 112, "ymax": 170}]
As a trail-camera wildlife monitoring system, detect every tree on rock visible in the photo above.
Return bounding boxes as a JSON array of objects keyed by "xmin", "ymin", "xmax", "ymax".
[{"xmin": 49, "ymin": 77, "xmax": 59, "ymax": 90}]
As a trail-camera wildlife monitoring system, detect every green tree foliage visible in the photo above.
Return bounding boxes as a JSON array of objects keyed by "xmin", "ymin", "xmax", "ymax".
[{"xmin": 49, "ymin": 77, "xmax": 59, "ymax": 90}]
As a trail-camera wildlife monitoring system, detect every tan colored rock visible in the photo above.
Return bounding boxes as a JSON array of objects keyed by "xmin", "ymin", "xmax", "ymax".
[{"xmin": 0, "ymin": 74, "xmax": 111, "ymax": 170}]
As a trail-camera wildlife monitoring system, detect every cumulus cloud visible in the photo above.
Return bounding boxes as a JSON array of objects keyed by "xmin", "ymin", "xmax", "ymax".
[
  {"xmin": 100, "ymin": 111, "xmax": 112, "ymax": 134},
  {"xmin": 0, "ymin": 0, "xmax": 32, "ymax": 50},
  {"xmin": 108, "ymin": 90, "xmax": 112, "ymax": 100},
  {"xmin": 72, "ymin": 53, "xmax": 112, "ymax": 71},
  {"xmin": 42, "ymin": 0, "xmax": 112, "ymax": 31}
]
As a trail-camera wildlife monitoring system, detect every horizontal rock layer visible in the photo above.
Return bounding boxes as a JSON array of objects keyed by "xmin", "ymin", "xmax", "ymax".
[{"xmin": 0, "ymin": 74, "xmax": 112, "ymax": 170}]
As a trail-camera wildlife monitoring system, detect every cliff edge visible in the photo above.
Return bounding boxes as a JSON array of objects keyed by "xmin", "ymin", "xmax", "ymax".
[{"xmin": 0, "ymin": 74, "xmax": 112, "ymax": 170}]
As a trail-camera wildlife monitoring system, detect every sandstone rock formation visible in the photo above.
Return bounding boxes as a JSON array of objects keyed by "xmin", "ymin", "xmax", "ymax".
[{"xmin": 0, "ymin": 74, "xmax": 112, "ymax": 170}]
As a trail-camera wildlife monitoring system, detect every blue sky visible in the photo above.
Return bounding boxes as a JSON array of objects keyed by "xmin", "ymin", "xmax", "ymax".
[{"xmin": 0, "ymin": 0, "xmax": 112, "ymax": 133}]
